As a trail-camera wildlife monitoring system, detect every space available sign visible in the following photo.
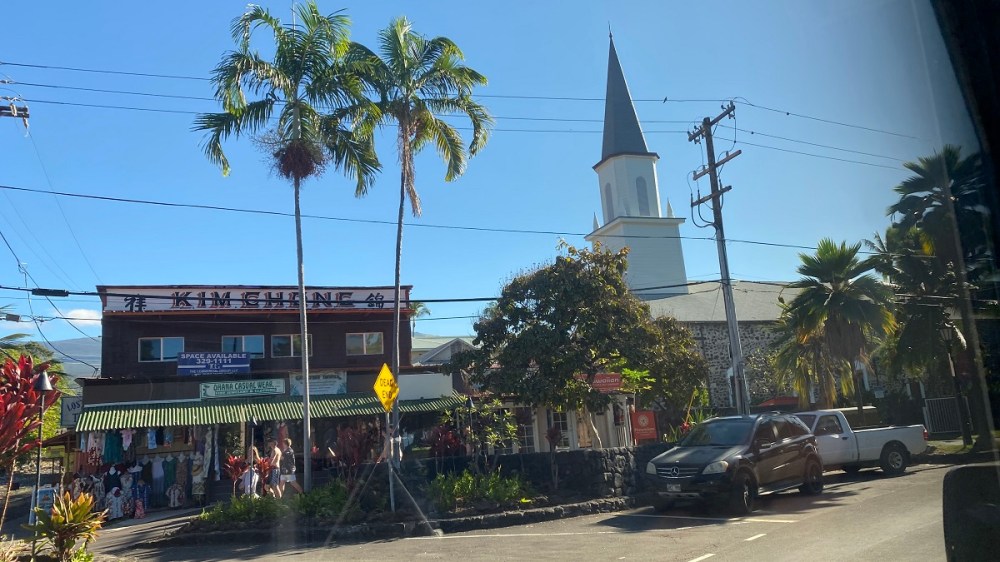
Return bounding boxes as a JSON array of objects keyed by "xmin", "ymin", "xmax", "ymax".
[
  {"xmin": 101, "ymin": 286, "xmax": 409, "ymax": 313},
  {"xmin": 178, "ymin": 352, "xmax": 250, "ymax": 375},
  {"xmin": 200, "ymin": 379, "xmax": 285, "ymax": 399}
]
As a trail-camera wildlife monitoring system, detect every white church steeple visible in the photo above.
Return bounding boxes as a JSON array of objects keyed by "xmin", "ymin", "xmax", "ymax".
[{"xmin": 587, "ymin": 36, "xmax": 688, "ymax": 297}]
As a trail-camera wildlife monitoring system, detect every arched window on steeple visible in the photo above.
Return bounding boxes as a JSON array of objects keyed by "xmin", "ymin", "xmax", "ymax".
[
  {"xmin": 603, "ymin": 183, "xmax": 615, "ymax": 222},
  {"xmin": 636, "ymin": 177, "xmax": 650, "ymax": 216}
]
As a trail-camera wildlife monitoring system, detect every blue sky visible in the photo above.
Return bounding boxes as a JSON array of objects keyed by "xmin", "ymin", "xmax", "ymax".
[{"xmin": 0, "ymin": 0, "xmax": 979, "ymax": 350}]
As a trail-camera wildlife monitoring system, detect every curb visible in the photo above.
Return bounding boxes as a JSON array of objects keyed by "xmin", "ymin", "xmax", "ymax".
[
  {"xmin": 915, "ymin": 450, "xmax": 999, "ymax": 466},
  {"xmin": 131, "ymin": 496, "xmax": 642, "ymax": 549}
]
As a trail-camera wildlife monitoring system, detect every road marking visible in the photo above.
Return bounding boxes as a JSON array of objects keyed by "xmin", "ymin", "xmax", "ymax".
[
  {"xmin": 688, "ymin": 554, "xmax": 715, "ymax": 562},
  {"xmin": 745, "ymin": 533, "xmax": 766, "ymax": 541},
  {"xmin": 407, "ymin": 531, "xmax": 622, "ymax": 540},
  {"xmin": 622, "ymin": 513, "xmax": 796, "ymax": 524}
]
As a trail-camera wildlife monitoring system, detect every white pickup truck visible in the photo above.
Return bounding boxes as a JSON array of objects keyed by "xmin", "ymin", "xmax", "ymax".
[{"xmin": 794, "ymin": 410, "xmax": 928, "ymax": 475}]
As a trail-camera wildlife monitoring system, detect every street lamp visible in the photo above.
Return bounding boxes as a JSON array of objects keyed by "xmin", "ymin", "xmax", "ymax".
[
  {"xmin": 32, "ymin": 370, "xmax": 53, "ymax": 560},
  {"xmin": 941, "ymin": 324, "xmax": 973, "ymax": 447}
]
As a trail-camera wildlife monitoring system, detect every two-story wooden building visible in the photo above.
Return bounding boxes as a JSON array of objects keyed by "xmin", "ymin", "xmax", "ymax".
[{"xmin": 73, "ymin": 285, "xmax": 461, "ymax": 503}]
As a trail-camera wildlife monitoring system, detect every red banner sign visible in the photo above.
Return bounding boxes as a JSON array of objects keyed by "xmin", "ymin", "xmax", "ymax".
[
  {"xmin": 574, "ymin": 372, "xmax": 623, "ymax": 393},
  {"xmin": 631, "ymin": 410, "xmax": 658, "ymax": 441}
]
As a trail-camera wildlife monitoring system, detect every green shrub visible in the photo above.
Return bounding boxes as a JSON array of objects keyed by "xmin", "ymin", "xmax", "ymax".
[
  {"xmin": 293, "ymin": 481, "xmax": 354, "ymax": 520},
  {"xmin": 428, "ymin": 470, "xmax": 531, "ymax": 512},
  {"xmin": 198, "ymin": 495, "xmax": 289, "ymax": 525}
]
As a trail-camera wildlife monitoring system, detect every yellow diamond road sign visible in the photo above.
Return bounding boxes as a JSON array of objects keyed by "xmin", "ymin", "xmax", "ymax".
[{"xmin": 373, "ymin": 363, "xmax": 398, "ymax": 412}]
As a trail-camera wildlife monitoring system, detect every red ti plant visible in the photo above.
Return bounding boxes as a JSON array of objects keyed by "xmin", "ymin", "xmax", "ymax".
[
  {"xmin": 333, "ymin": 426, "xmax": 374, "ymax": 487},
  {"xmin": 222, "ymin": 454, "xmax": 248, "ymax": 497},
  {"xmin": 0, "ymin": 354, "xmax": 60, "ymax": 528}
]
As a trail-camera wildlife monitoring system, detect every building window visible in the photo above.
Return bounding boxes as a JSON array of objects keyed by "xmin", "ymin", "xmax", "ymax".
[
  {"xmin": 636, "ymin": 177, "xmax": 650, "ymax": 216},
  {"xmin": 138, "ymin": 337, "xmax": 184, "ymax": 362},
  {"xmin": 497, "ymin": 407, "xmax": 535, "ymax": 455},
  {"xmin": 603, "ymin": 183, "xmax": 615, "ymax": 221},
  {"xmin": 346, "ymin": 332, "xmax": 384, "ymax": 356},
  {"xmin": 271, "ymin": 334, "xmax": 313, "ymax": 358},
  {"xmin": 221, "ymin": 335, "xmax": 264, "ymax": 358},
  {"xmin": 547, "ymin": 409, "xmax": 570, "ymax": 449}
]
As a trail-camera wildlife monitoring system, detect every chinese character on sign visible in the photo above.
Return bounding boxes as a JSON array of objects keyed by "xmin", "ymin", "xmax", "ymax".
[
  {"xmin": 365, "ymin": 292, "xmax": 385, "ymax": 309},
  {"xmin": 123, "ymin": 295, "xmax": 147, "ymax": 312}
]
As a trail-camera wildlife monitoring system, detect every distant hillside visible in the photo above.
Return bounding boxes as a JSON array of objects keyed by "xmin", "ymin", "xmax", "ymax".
[{"xmin": 42, "ymin": 338, "xmax": 101, "ymax": 379}]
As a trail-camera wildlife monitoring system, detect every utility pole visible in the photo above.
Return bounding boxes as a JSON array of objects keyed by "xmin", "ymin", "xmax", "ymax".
[
  {"xmin": 689, "ymin": 102, "xmax": 750, "ymax": 415},
  {"xmin": 0, "ymin": 99, "xmax": 29, "ymax": 128}
]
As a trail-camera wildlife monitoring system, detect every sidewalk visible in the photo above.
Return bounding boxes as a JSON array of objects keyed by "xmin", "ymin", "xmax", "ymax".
[{"xmin": 918, "ymin": 437, "xmax": 1000, "ymax": 465}]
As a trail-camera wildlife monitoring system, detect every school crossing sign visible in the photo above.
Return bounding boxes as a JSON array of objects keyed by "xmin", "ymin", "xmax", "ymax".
[{"xmin": 373, "ymin": 363, "xmax": 398, "ymax": 412}]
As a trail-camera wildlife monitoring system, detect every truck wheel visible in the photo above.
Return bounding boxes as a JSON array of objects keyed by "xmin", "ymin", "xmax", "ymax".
[
  {"xmin": 728, "ymin": 472, "xmax": 755, "ymax": 515},
  {"xmin": 799, "ymin": 459, "xmax": 824, "ymax": 495},
  {"xmin": 880, "ymin": 443, "xmax": 908, "ymax": 475}
]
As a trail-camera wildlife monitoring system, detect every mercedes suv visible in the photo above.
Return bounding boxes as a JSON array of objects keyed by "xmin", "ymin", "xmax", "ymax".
[{"xmin": 644, "ymin": 413, "xmax": 823, "ymax": 515}]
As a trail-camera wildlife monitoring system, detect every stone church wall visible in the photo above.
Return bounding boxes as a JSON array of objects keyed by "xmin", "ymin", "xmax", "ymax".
[{"xmin": 682, "ymin": 321, "xmax": 780, "ymax": 407}]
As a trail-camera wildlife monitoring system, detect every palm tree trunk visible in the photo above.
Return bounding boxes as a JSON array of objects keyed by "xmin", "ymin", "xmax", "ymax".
[{"xmin": 293, "ymin": 176, "xmax": 313, "ymax": 492}]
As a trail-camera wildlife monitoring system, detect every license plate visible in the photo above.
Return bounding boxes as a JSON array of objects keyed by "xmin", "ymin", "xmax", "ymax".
[{"xmin": 667, "ymin": 484, "xmax": 682, "ymax": 492}]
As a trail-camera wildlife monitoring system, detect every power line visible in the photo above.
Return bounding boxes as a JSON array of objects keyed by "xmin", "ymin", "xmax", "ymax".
[
  {"xmin": 719, "ymin": 125, "xmax": 904, "ymax": 162},
  {"xmin": 0, "ymin": 60, "xmax": 919, "ymax": 138},
  {"xmin": 722, "ymin": 137, "xmax": 900, "ymax": 170}
]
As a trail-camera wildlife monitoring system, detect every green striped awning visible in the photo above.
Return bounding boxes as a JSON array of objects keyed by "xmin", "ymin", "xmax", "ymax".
[{"xmin": 75, "ymin": 392, "xmax": 464, "ymax": 432}]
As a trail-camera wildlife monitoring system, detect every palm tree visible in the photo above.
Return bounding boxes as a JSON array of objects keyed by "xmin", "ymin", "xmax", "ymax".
[
  {"xmin": 353, "ymin": 18, "xmax": 492, "ymax": 427},
  {"xmin": 194, "ymin": 2, "xmax": 380, "ymax": 491},
  {"xmin": 782, "ymin": 239, "xmax": 895, "ymax": 414},
  {"xmin": 887, "ymin": 147, "xmax": 995, "ymax": 450},
  {"xmin": 409, "ymin": 301, "xmax": 430, "ymax": 334},
  {"xmin": 887, "ymin": 145, "xmax": 989, "ymax": 281}
]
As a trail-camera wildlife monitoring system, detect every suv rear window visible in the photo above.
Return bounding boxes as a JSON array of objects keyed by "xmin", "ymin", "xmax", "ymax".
[{"xmin": 795, "ymin": 414, "xmax": 817, "ymax": 428}]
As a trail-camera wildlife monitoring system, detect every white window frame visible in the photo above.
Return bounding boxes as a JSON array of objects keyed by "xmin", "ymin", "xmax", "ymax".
[
  {"xmin": 346, "ymin": 332, "xmax": 384, "ymax": 356},
  {"xmin": 221, "ymin": 335, "xmax": 265, "ymax": 358},
  {"xmin": 138, "ymin": 337, "xmax": 184, "ymax": 362},
  {"xmin": 270, "ymin": 334, "xmax": 313, "ymax": 358}
]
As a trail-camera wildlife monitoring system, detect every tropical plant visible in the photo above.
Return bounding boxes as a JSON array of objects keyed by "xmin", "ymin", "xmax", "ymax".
[
  {"xmin": 292, "ymin": 481, "xmax": 352, "ymax": 520},
  {"xmin": 0, "ymin": 533, "xmax": 25, "ymax": 562},
  {"xmin": 353, "ymin": 17, "xmax": 492, "ymax": 424},
  {"xmin": 23, "ymin": 491, "xmax": 105, "ymax": 562},
  {"xmin": 427, "ymin": 470, "xmax": 531, "ymax": 512},
  {"xmin": 427, "ymin": 424, "xmax": 463, "ymax": 474},
  {"xmin": 0, "ymin": 355, "xmax": 59, "ymax": 530},
  {"xmin": 195, "ymin": 1, "xmax": 381, "ymax": 490},
  {"xmin": 441, "ymin": 398, "xmax": 517, "ymax": 474},
  {"xmin": 198, "ymin": 495, "xmax": 289, "ymax": 526},
  {"xmin": 779, "ymin": 239, "xmax": 895, "ymax": 411},
  {"xmin": 222, "ymin": 454, "xmax": 249, "ymax": 497},
  {"xmin": 332, "ymin": 425, "xmax": 375, "ymax": 486}
]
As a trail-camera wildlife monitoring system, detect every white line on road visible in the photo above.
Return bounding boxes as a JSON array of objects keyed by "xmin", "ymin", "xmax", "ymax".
[
  {"xmin": 407, "ymin": 531, "xmax": 622, "ymax": 540},
  {"xmin": 687, "ymin": 554, "xmax": 715, "ymax": 562},
  {"xmin": 745, "ymin": 533, "xmax": 766, "ymax": 541},
  {"xmin": 622, "ymin": 513, "xmax": 797, "ymax": 524}
]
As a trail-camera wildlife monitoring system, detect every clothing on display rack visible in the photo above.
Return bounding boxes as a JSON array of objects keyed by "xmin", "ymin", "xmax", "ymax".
[{"xmin": 121, "ymin": 429, "xmax": 136, "ymax": 451}]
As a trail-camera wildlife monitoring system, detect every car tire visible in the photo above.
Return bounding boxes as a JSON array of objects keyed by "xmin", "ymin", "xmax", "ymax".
[
  {"xmin": 799, "ymin": 458, "xmax": 824, "ymax": 495},
  {"xmin": 728, "ymin": 471, "xmax": 755, "ymax": 515},
  {"xmin": 650, "ymin": 496, "xmax": 674, "ymax": 512},
  {"xmin": 880, "ymin": 442, "xmax": 908, "ymax": 475},
  {"xmin": 843, "ymin": 466, "xmax": 861, "ymax": 475}
]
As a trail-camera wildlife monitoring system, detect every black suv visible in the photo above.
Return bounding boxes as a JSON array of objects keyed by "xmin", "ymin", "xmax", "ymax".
[{"xmin": 644, "ymin": 413, "xmax": 823, "ymax": 514}]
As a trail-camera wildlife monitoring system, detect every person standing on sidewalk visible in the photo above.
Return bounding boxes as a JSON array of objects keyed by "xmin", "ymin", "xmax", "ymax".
[
  {"xmin": 280, "ymin": 438, "xmax": 304, "ymax": 495},
  {"xmin": 266, "ymin": 439, "xmax": 283, "ymax": 498}
]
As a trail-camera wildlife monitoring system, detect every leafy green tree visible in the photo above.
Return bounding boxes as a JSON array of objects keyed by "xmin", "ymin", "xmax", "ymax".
[
  {"xmin": 353, "ymin": 17, "xmax": 492, "ymax": 413},
  {"xmin": 781, "ymin": 239, "xmax": 895, "ymax": 413},
  {"xmin": 441, "ymin": 398, "xmax": 516, "ymax": 473},
  {"xmin": 450, "ymin": 244, "xmax": 687, "ymax": 449},
  {"xmin": 623, "ymin": 316, "xmax": 708, "ymax": 416},
  {"xmin": 194, "ymin": 2, "xmax": 380, "ymax": 489}
]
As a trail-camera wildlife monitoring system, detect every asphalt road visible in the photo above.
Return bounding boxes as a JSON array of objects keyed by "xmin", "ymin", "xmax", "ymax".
[{"xmin": 103, "ymin": 464, "xmax": 950, "ymax": 562}]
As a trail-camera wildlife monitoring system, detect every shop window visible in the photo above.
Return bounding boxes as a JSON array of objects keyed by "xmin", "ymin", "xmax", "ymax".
[
  {"xmin": 138, "ymin": 337, "xmax": 184, "ymax": 362},
  {"xmin": 346, "ymin": 332, "xmax": 384, "ymax": 356},
  {"xmin": 271, "ymin": 334, "xmax": 312, "ymax": 358},
  {"xmin": 221, "ymin": 335, "xmax": 264, "ymax": 358},
  {"xmin": 547, "ymin": 409, "xmax": 570, "ymax": 449}
]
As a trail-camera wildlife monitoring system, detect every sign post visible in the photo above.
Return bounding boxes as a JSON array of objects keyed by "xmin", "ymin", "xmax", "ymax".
[{"xmin": 373, "ymin": 364, "xmax": 398, "ymax": 512}]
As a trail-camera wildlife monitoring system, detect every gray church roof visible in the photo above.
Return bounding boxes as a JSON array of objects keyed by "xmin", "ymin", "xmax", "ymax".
[
  {"xmin": 600, "ymin": 37, "xmax": 656, "ymax": 164},
  {"xmin": 647, "ymin": 281, "xmax": 801, "ymax": 323}
]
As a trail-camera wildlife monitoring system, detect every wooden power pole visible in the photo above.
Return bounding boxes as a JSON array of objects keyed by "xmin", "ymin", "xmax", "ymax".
[{"xmin": 689, "ymin": 102, "xmax": 750, "ymax": 415}]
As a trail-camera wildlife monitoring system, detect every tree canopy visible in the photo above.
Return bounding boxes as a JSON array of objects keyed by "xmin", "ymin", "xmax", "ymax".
[{"xmin": 449, "ymin": 244, "xmax": 705, "ymax": 415}]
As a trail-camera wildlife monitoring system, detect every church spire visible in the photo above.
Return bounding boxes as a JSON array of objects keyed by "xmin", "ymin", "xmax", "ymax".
[{"xmin": 600, "ymin": 37, "xmax": 655, "ymax": 163}]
